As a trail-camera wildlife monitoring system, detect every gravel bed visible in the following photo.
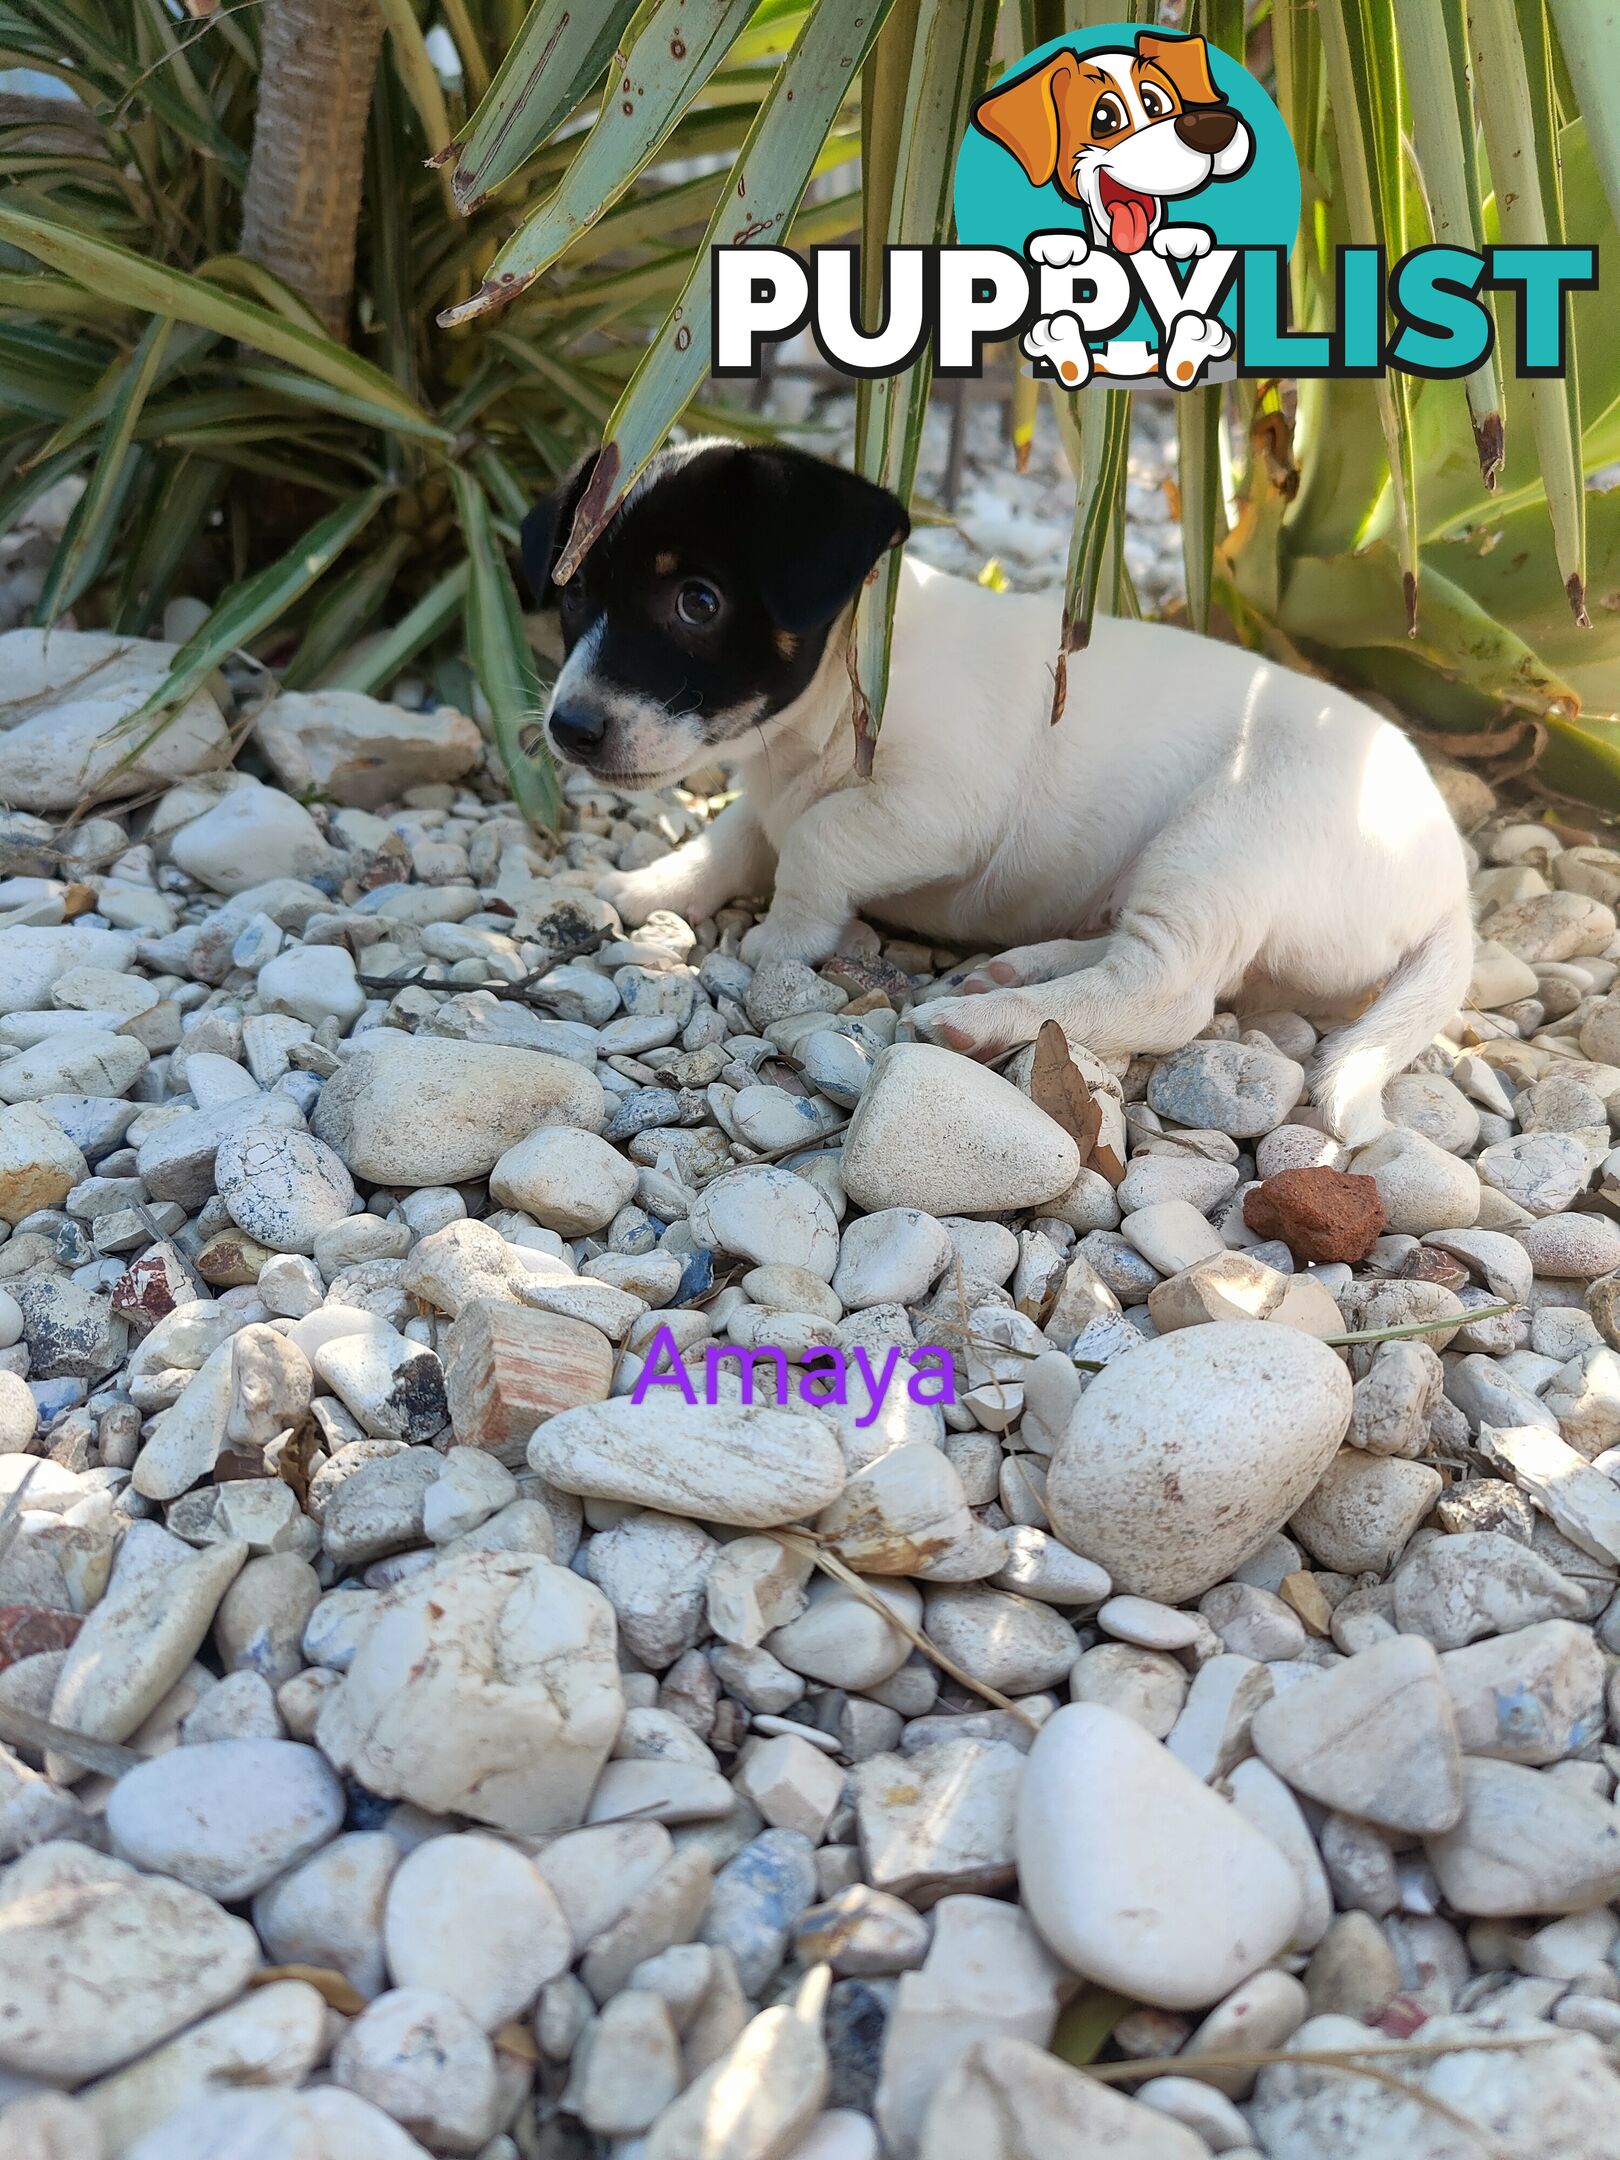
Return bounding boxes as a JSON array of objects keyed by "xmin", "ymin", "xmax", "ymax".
[{"xmin": 4, "ymin": 562, "xmax": 1620, "ymax": 2159}]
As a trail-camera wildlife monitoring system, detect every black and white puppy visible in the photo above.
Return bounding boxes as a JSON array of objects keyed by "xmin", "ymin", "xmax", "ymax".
[
  {"xmin": 521, "ymin": 442, "xmax": 908, "ymax": 788},
  {"xmin": 523, "ymin": 439, "xmax": 1472, "ymax": 1144}
]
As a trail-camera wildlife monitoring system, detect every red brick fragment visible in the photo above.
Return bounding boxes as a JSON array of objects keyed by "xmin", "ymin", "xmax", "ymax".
[{"xmin": 1243, "ymin": 1166, "xmax": 1387, "ymax": 1265}]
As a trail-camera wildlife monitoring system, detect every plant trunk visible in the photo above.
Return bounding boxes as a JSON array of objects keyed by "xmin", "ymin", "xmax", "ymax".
[{"xmin": 240, "ymin": 0, "xmax": 385, "ymax": 341}]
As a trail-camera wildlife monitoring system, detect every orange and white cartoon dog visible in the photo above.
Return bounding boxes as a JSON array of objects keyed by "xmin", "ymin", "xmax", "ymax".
[{"xmin": 972, "ymin": 31, "xmax": 1252, "ymax": 387}]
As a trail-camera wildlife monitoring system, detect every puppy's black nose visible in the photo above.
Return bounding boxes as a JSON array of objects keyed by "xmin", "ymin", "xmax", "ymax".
[
  {"xmin": 1175, "ymin": 107, "xmax": 1238, "ymax": 154},
  {"xmin": 549, "ymin": 701, "xmax": 607, "ymax": 756}
]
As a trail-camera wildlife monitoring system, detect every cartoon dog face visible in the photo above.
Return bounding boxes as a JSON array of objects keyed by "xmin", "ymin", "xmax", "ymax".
[{"xmin": 971, "ymin": 32, "xmax": 1252, "ymax": 255}]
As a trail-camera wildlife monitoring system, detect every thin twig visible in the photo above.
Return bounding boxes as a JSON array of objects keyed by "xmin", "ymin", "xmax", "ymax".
[
  {"xmin": 1089, "ymin": 2033, "xmax": 1557, "ymax": 2080},
  {"xmin": 736, "ymin": 1119, "xmax": 851, "ymax": 1166},
  {"xmin": 104, "ymin": 0, "xmax": 269, "ymax": 120},
  {"xmin": 1325, "ymin": 1300, "xmax": 1515, "ymax": 1347},
  {"xmin": 763, "ymin": 1528, "xmax": 1041, "ymax": 1733},
  {"xmin": 59, "ymin": 700, "xmax": 261, "ymax": 840},
  {"xmin": 1064, "ymin": 1301, "xmax": 1520, "ymax": 1371},
  {"xmin": 0, "ymin": 1460, "xmax": 39, "ymax": 1567},
  {"xmin": 357, "ymin": 938, "xmax": 612, "ymax": 1003},
  {"xmin": 353, "ymin": 969, "xmax": 849, "ymax": 1160},
  {"xmin": 0, "ymin": 1704, "xmax": 142, "ymax": 1780},
  {"xmin": 1088, "ymin": 2033, "xmax": 1556, "ymax": 2156}
]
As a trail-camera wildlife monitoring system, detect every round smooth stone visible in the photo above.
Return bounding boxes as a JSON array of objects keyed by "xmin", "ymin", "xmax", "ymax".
[
  {"xmin": 215, "ymin": 1124, "xmax": 355, "ymax": 1256},
  {"xmin": 105, "ymin": 1737, "xmax": 346, "ymax": 1901},
  {"xmin": 1045, "ymin": 1322, "xmax": 1352, "ymax": 1604},
  {"xmin": 1016, "ymin": 1702, "xmax": 1303, "ymax": 2009},
  {"xmin": 383, "ymin": 1831, "xmax": 571, "ymax": 2028}
]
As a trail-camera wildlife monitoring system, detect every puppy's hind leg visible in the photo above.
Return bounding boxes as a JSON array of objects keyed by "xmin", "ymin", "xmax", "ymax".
[
  {"xmin": 918, "ymin": 902, "xmax": 1239, "ymax": 1061},
  {"xmin": 958, "ymin": 936, "xmax": 1113, "ymax": 993},
  {"xmin": 917, "ymin": 805, "xmax": 1259, "ymax": 1061}
]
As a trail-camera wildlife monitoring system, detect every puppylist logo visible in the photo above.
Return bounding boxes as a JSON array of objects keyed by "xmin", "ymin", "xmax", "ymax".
[{"xmin": 711, "ymin": 24, "xmax": 1596, "ymax": 392}]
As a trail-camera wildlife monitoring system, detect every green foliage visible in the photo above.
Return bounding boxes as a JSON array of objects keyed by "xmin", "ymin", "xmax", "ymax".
[
  {"xmin": 4, "ymin": 0, "xmax": 1620, "ymax": 820},
  {"xmin": 1226, "ymin": 28, "xmax": 1620, "ymax": 801},
  {"xmin": 0, "ymin": 0, "xmax": 853, "ymax": 818}
]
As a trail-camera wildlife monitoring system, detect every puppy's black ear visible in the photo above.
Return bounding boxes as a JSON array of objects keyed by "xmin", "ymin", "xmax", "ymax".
[
  {"xmin": 520, "ymin": 452, "xmax": 597, "ymax": 606},
  {"xmin": 742, "ymin": 448, "xmax": 910, "ymax": 636}
]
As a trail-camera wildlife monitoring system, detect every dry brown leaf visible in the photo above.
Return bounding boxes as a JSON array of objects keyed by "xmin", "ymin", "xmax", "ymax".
[
  {"xmin": 1030, "ymin": 1020, "xmax": 1098, "ymax": 1151},
  {"xmin": 1029, "ymin": 1020, "xmax": 1125, "ymax": 1184},
  {"xmin": 274, "ymin": 1419, "xmax": 322, "ymax": 1512},
  {"xmin": 247, "ymin": 1964, "xmax": 367, "ymax": 2014},
  {"xmin": 1278, "ymin": 1569, "xmax": 1333, "ymax": 1637},
  {"xmin": 1544, "ymin": 818, "xmax": 1599, "ymax": 848},
  {"xmin": 493, "ymin": 2019, "xmax": 541, "ymax": 2063},
  {"xmin": 1090, "ymin": 1135, "xmax": 1125, "ymax": 1186},
  {"xmin": 1251, "ymin": 407, "xmax": 1300, "ymax": 500}
]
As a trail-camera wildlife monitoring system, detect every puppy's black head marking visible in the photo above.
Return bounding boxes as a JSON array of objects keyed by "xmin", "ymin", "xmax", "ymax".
[
  {"xmin": 520, "ymin": 441, "xmax": 908, "ymax": 786},
  {"xmin": 737, "ymin": 446, "xmax": 911, "ymax": 636}
]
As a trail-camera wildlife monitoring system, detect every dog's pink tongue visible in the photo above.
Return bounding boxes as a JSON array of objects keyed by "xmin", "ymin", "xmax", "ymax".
[{"xmin": 1106, "ymin": 194, "xmax": 1151, "ymax": 254}]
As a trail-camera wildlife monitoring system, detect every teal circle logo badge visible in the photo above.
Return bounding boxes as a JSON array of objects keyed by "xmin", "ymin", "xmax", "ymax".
[{"xmin": 955, "ymin": 26, "xmax": 1300, "ymax": 388}]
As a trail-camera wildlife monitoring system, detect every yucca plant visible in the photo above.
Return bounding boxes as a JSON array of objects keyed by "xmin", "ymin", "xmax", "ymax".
[
  {"xmin": 0, "ymin": 0, "xmax": 856, "ymax": 825},
  {"xmin": 2, "ymin": 0, "xmax": 1618, "ymax": 823},
  {"xmin": 1215, "ymin": 0, "xmax": 1620, "ymax": 808}
]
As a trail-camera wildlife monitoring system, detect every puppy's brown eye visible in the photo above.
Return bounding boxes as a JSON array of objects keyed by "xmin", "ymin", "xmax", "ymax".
[
  {"xmin": 676, "ymin": 579, "xmax": 722, "ymax": 627},
  {"xmin": 1092, "ymin": 94, "xmax": 1126, "ymax": 136},
  {"xmin": 1140, "ymin": 84, "xmax": 1170, "ymax": 118}
]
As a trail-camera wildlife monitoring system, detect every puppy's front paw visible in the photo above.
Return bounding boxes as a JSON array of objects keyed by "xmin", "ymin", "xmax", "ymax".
[
  {"xmin": 1161, "ymin": 311, "xmax": 1232, "ymax": 390},
  {"xmin": 1152, "ymin": 223, "xmax": 1213, "ymax": 262},
  {"xmin": 596, "ymin": 867, "xmax": 683, "ymax": 930},
  {"xmin": 740, "ymin": 916, "xmax": 844, "ymax": 969},
  {"xmin": 912, "ymin": 990, "xmax": 1043, "ymax": 1061}
]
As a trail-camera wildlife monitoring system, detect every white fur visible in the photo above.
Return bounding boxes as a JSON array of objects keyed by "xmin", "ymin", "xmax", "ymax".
[{"xmin": 591, "ymin": 556, "xmax": 1472, "ymax": 1145}]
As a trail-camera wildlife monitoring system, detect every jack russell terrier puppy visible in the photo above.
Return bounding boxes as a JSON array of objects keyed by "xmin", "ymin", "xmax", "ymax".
[
  {"xmin": 523, "ymin": 441, "xmax": 1472, "ymax": 1147},
  {"xmin": 974, "ymin": 31, "xmax": 1253, "ymax": 388}
]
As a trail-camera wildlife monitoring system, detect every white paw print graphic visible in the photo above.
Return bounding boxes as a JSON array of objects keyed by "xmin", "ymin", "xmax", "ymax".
[
  {"xmin": 1027, "ymin": 228, "xmax": 1091, "ymax": 269},
  {"xmin": 1161, "ymin": 312, "xmax": 1233, "ymax": 389},
  {"xmin": 1023, "ymin": 312, "xmax": 1092, "ymax": 388},
  {"xmin": 1152, "ymin": 224, "xmax": 1214, "ymax": 262}
]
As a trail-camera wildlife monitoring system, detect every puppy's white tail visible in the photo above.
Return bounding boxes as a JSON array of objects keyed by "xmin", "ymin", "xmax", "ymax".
[{"xmin": 1310, "ymin": 910, "xmax": 1474, "ymax": 1147}]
